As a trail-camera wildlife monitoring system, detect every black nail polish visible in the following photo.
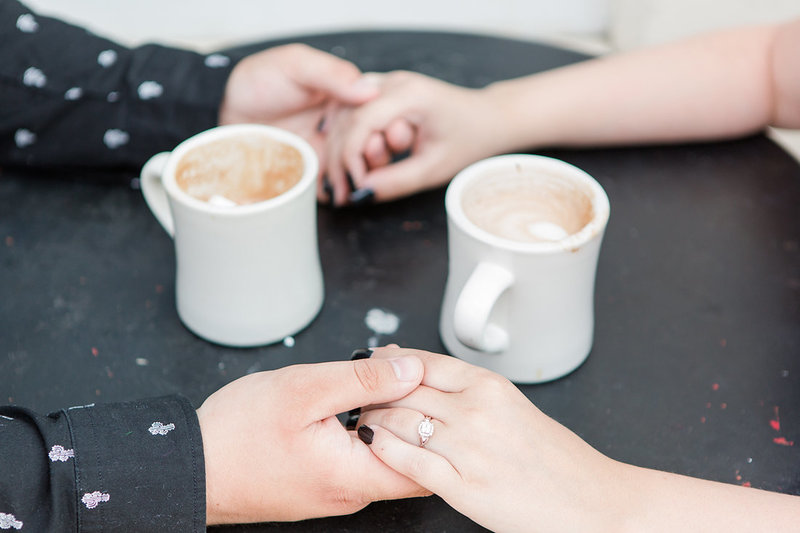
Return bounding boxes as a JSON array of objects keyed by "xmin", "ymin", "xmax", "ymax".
[
  {"xmin": 345, "ymin": 412, "xmax": 360, "ymax": 431},
  {"xmin": 345, "ymin": 173, "xmax": 357, "ymax": 191},
  {"xmin": 350, "ymin": 348, "xmax": 373, "ymax": 360},
  {"xmin": 322, "ymin": 179, "xmax": 334, "ymax": 205},
  {"xmin": 349, "ymin": 188, "xmax": 375, "ymax": 206},
  {"xmin": 357, "ymin": 425, "xmax": 374, "ymax": 445}
]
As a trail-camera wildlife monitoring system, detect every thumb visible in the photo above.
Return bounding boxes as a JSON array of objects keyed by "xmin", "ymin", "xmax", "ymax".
[
  {"xmin": 292, "ymin": 49, "xmax": 379, "ymax": 105},
  {"xmin": 291, "ymin": 356, "xmax": 423, "ymax": 422}
]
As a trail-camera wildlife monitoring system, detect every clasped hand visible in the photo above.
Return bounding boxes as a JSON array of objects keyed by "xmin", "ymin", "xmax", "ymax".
[{"xmin": 197, "ymin": 346, "xmax": 621, "ymax": 532}]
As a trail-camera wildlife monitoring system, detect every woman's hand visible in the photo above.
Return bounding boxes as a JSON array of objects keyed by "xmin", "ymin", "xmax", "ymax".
[
  {"xmin": 356, "ymin": 346, "xmax": 627, "ymax": 533},
  {"xmin": 322, "ymin": 71, "xmax": 506, "ymax": 205},
  {"xmin": 197, "ymin": 354, "xmax": 429, "ymax": 525}
]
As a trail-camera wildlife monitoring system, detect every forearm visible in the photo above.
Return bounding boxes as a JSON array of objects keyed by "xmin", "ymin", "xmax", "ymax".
[
  {"xmin": 484, "ymin": 23, "xmax": 785, "ymax": 152},
  {"xmin": 0, "ymin": 0, "xmax": 235, "ymax": 169},
  {"xmin": 618, "ymin": 463, "xmax": 800, "ymax": 532},
  {"xmin": 0, "ymin": 396, "xmax": 205, "ymax": 532}
]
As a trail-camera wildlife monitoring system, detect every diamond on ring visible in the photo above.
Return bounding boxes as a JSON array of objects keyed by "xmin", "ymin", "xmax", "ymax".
[{"xmin": 418, "ymin": 416, "xmax": 434, "ymax": 447}]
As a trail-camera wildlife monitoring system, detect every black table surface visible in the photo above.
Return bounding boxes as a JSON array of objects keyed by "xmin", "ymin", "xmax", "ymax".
[{"xmin": 2, "ymin": 30, "xmax": 799, "ymax": 532}]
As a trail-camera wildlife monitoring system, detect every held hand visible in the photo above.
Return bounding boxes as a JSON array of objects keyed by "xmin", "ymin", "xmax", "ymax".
[
  {"xmin": 356, "ymin": 347, "xmax": 625, "ymax": 533},
  {"xmin": 197, "ymin": 355, "xmax": 429, "ymax": 525},
  {"xmin": 323, "ymin": 71, "xmax": 503, "ymax": 205},
  {"xmin": 218, "ymin": 44, "xmax": 379, "ymax": 176}
]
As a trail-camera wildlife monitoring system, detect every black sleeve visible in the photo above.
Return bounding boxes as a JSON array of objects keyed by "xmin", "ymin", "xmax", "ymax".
[
  {"xmin": 0, "ymin": 395, "xmax": 206, "ymax": 532},
  {"xmin": 0, "ymin": 0, "xmax": 237, "ymax": 169}
]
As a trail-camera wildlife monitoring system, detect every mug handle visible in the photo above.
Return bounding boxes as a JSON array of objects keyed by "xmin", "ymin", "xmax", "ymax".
[
  {"xmin": 140, "ymin": 152, "xmax": 175, "ymax": 237},
  {"xmin": 453, "ymin": 262, "xmax": 514, "ymax": 353}
]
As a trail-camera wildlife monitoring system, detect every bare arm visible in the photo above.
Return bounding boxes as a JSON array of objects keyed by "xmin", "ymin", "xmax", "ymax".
[
  {"xmin": 329, "ymin": 18, "xmax": 800, "ymax": 203},
  {"xmin": 489, "ymin": 18, "xmax": 800, "ymax": 151}
]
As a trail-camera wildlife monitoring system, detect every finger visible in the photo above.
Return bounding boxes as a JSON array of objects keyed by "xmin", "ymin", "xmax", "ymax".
[
  {"xmin": 346, "ymin": 432, "xmax": 432, "ymax": 502},
  {"xmin": 361, "ymin": 385, "xmax": 455, "ymax": 422},
  {"xmin": 384, "ymin": 118, "xmax": 415, "ymax": 154},
  {"xmin": 358, "ymin": 152, "xmax": 444, "ymax": 203},
  {"xmin": 288, "ymin": 45, "xmax": 379, "ymax": 105},
  {"xmin": 326, "ymin": 151, "xmax": 353, "ymax": 206},
  {"xmin": 283, "ymin": 356, "xmax": 423, "ymax": 423},
  {"xmin": 370, "ymin": 346, "xmax": 478, "ymax": 393},
  {"xmin": 360, "ymin": 424, "xmax": 461, "ymax": 497},
  {"xmin": 340, "ymin": 101, "xmax": 415, "ymax": 183},
  {"xmin": 359, "ymin": 407, "xmax": 449, "ymax": 453},
  {"xmin": 364, "ymin": 132, "xmax": 392, "ymax": 170}
]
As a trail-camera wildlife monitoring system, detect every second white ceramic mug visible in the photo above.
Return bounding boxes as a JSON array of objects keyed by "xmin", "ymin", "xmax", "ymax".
[
  {"xmin": 439, "ymin": 154, "xmax": 610, "ymax": 383},
  {"xmin": 140, "ymin": 124, "xmax": 323, "ymax": 347}
]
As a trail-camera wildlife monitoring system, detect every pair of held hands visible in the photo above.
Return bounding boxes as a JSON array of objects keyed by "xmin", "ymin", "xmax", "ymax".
[
  {"xmin": 197, "ymin": 346, "xmax": 618, "ymax": 532},
  {"xmin": 218, "ymin": 43, "xmax": 500, "ymax": 207}
]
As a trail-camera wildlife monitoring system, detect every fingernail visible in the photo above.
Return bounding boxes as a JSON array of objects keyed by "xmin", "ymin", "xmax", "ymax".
[
  {"xmin": 322, "ymin": 179, "xmax": 334, "ymax": 205},
  {"xmin": 345, "ymin": 412, "xmax": 360, "ymax": 431},
  {"xmin": 357, "ymin": 425, "xmax": 374, "ymax": 445},
  {"xmin": 390, "ymin": 357, "xmax": 419, "ymax": 381},
  {"xmin": 345, "ymin": 173, "xmax": 357, "ymax": 191},
  {"xmin": 349, "ymin": 188, "xmax": 375, "ymax": 206},
  {"xmin": 350, "ymin": 348, "xmax": 373, "ymax": 360}
]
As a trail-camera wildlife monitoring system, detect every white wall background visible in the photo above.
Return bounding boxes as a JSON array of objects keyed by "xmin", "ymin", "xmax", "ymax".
[{"xmin": 22, "ymin": 0, "xmax": 610, "ymax": 51}]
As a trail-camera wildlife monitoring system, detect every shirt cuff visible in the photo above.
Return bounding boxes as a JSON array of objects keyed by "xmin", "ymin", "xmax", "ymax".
[{"xmin": 64, "ymin": 395, "xmax": 206, "ymax": 532}]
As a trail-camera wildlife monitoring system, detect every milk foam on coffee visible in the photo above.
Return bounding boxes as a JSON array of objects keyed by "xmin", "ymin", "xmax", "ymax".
[
  {"xmin": 175, "ymin": 134, "xmax": 304, "ymax": 205},
  {"xmin": 462, "ymin": 167, "xmax": 594, "ymax": 244}
]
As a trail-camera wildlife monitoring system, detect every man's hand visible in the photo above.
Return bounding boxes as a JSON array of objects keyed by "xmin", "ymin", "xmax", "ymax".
[
  {"xmin": 197, "ymin": 355, "xmax": 429, "ymax": 525},
  {"xmin": 218, "ymin": 44, "xmax": 379, "ymax": 175}
]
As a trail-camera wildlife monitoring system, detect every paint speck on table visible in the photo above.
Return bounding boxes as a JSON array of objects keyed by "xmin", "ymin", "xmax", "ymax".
[
  {"xmin": 283, "ymin": 336, "xmax": 295, "ymax": 348},
  {"xmin": 365, "ymin": 308, "xmax": 400, "ymax": 347},
  {"xmin": 91, "ymin": 347, "xmax": 99, "ymax": 357},
  {"xmin": 770, "ymin": 406, "xmax": 781, "ymax": 432},
  {"xmin": 711, "ymin": 383, "xmax": 720, "ymax": 391},
  {"xmin": 365, "ymin": 308, "xmax": 400, "ymax": 335}
]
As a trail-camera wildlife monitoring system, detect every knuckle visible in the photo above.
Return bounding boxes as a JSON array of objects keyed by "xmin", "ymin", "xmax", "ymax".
[
  {"xmin": 352, "ymin": 359, "xmax": 383, "ymax": 394},
  {"xmin": 329, "ymin": 486, "xmax": 368, "ymax": 511}
]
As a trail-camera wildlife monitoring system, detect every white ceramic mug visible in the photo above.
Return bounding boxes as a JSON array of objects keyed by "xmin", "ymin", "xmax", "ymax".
[
  {"xmin": 439, "ymin": 154, "xmax": 610, "ymax": 383},
  {"xmin": 140, "ymin": 124, "xmax": 323, "ymax": 347}
]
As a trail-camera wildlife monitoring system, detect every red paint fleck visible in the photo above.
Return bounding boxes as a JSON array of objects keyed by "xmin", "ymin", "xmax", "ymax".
[
  {"xmin": 700, "ymin": 416, "xmax": 706, "ymax": 423},
  {"xmin": 712, "ymin": 383, "xmax": 720, "ymax": 391},
  {"xmin": 720, "ymin": 338, "xmax": 727, "ymax": 347},
  {"xmin": 5, "ymin": 236, "xmax": 14, "ymax": 247},
  {"xmin": 773, "ymin": 437, "xmax": 794, "ymax": 446},
  {"xmin": 742, "ymin": 481, "xmax": 751, "ymax": 487},
  {"xmin": 155, "ymin": 284, "xmax": 164, "ymax": 294},
  {"xmin": 770, "ymin": 406, "xmax": 781, "ymax": 431},
  {"xmin": 706, "ymin": 402, "xmax": 712, "ymax": 409},
  {"xmin": 735, "ymin": 474, "xmax": 742, "ymax": 481},
  {"xmin": 720, "ymin": 403, "xmax": 727, "ymax": 410},
  {"xmin": 91, "ymin": 347, "xmax": 99, "ymax": 357}
]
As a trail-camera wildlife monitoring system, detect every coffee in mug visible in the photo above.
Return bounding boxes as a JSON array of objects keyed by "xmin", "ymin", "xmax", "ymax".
[
  {"xmin": 140, "ymin": 124, "xmax": 323, "ymax": 347},
  {"xmin": 461, "ymin": 169, "xmax": 595, "ymax": 244},
  {"xmin": 175, "ymin": 135, "xmax": 304, "ymax": 206},
  {"xmin": 439, "ymin": 154, "xmax": 610, "ymax": 383}
]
